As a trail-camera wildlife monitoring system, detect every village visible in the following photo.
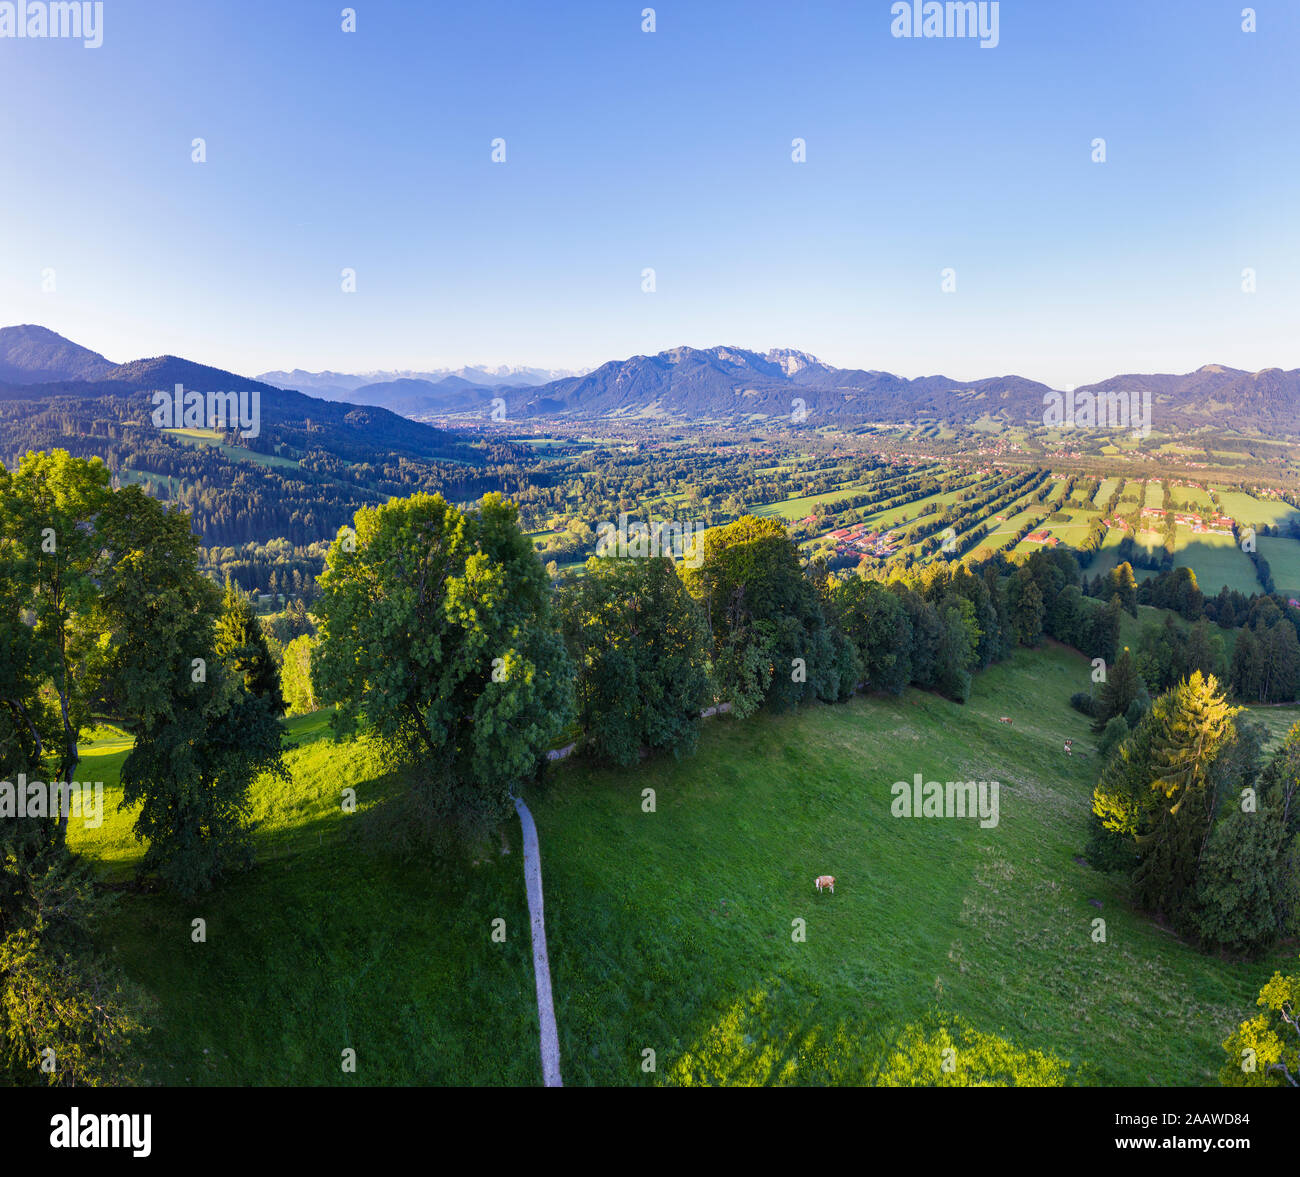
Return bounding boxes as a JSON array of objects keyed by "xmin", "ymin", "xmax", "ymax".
[{"xmin": 801, "ymin": 514, "xmax": 900, "ymax": 559}]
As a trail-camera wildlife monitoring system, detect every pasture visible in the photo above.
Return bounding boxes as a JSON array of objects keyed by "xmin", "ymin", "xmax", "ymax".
[
  {"xmin": 1258, "ymin": 536, "xmax": 1300, "ymax": 596},
  {"xmin": 163, "ymin": 427, "xmax": 300, "ymax": 470},
  {"xmin": 524, "ymin": 644, "xmax": 1283, "ymax": 1086},
  {"xmin": 1215, "ymin": 490, "xmax": 1300, "ymax": 531},
  {"xmin": 1171, "ymin": 530, "xmax": 1260, "ymax": 596},
  {"xmin": 68, "ymin": 715, "xmax": 541, "ymax": 1085},
  {"xmin": 66, "ymin": 648, "xmax": 1289, "ymax": 1086}
]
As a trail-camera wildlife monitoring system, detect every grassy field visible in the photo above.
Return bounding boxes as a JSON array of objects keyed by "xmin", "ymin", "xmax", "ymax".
[
  {"xmin": 1215, "ymin": 490, "xmax": 1300, "ymax": 531},
  {"xmin": 972, "ymin": 502, "xmax": 1043, "ymax": 556},
  {"xmin": 753, "ymin": 483, "xmax": 876, "ymax": 522},
  {"xmin": 1093, "ymin": 478, "xmax": 1121, "ymax": 508},
  {"xmin": 1171, "ymin": 529, "xmax": 1260, "ymax": 596},
  {"xmin": 164, "ymin": 427, "xmax": 300, "ymax": 470},
  {"xmin": 1173, "ymin": 484, "xmax": 1216, "ymax": 512},
  {"xmin": 1010, "ymin": 508, "xmax": 1095, "ymax": 556},
  {"xmin": 69, "ymin": 714, "xmax": 540, "ymax": 1085},
  {"xmin": 1259, "ymin": 536, "xmax": 1300, "ymax": 596},
  {"xmin": 524, "ymin": 644, "xmax": 1285, "ymax": 1086},
  {"xmin": 66, "ymin": 647, "xmax": 1289, "ymax": 1087},
  {"xmin": 1088, "ymin": 523, "xmax": 1260, "ymax": 596}
]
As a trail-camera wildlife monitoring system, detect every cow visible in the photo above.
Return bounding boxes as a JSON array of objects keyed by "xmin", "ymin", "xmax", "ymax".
[
  {"xmin": 815, "ymin": 875, "xmax": 835, "ymax": 894},
  {"xmin": 998, "ymin": 716, "xmax": 1013, "ymax": 724},
  {"xmin": 1064, "ymin": 738, "xmax": 1074, "ymax": 755}
]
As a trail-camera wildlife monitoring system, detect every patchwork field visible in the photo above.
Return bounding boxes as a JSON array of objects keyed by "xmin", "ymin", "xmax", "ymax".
[{"xmin": 972, "ymin": 502, "xmax": 1044, "ymax": 557}]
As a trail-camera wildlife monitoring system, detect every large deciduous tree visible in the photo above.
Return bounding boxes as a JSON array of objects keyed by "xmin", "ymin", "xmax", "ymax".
[
  {"xmin": 559, "ymin": 555, "xmax": 710, "ymax": 766},
  {"xmin": 684, "ymin": 515, "xmax": 842, "ymax": 714},
  {"xmin": 5, "ymin": 451, "xmax": 111, "ymax": 839},
  {"xmin": 0, "ymin": 458, "xmax": 147, "ymax": 1084},
  {"xmin": 98, "ymin": 486, "xmax": 285, "ymax": 897},
  {"xmin": 312, "ymin": 492, "xmax": 573, "ymax": 827}
]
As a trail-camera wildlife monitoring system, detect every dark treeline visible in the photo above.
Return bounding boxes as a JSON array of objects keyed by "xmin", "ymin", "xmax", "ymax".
[{"xmin": 1084, "ymin": 561, "xmax": 1300, "ymax": 704}]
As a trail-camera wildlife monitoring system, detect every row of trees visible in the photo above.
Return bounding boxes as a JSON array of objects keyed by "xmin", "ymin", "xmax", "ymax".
[{"xmin": 306, "ymin": 506, "xmax": 1129, "ymax": 802}]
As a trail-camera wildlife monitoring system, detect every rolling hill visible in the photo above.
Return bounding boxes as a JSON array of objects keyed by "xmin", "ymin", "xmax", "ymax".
[
  {"xmin": 0, "ymin": 323, "xmax": 116, "ymax": 384},
  {"xmin": 0, "ymin": 346, "xmax": 478, "ymax": 462}
]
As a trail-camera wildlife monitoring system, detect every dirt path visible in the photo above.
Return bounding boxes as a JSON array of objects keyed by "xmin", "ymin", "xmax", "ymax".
[{"xmin": 513, "ymin": 795, "xmax": 562, "ymax": 1087}]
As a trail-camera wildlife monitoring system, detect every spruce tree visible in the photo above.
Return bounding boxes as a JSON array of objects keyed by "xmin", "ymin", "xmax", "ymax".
[
  {"xmin": 1132, "ymin": 673, "xmax": 1240, "ymax": 924},
  {"xmin": 1092, "ymin": 648, "xmax": 1142, "ymax": 733},
  {"xmin": 215, "ymin": 577, "xmax": 286, "ymax": 715}
]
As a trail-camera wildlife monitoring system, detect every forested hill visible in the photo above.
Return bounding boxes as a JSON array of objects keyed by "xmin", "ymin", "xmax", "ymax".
[
  {"xmin": 0, "ymin": 354, "xmax": 478, "ymax": 462},
  {"xmin": 0, "ymin": 350, "xmax": 531, "ymax": 550},
  {"xmin": 0, "ymin": 323, "xmax": 115, "ymax": 383}
]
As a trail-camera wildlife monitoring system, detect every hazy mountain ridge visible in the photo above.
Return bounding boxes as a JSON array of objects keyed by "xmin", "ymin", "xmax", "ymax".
[
  {"xmin": 0, "ymin": 324, "xmax": 116, "ymax": 384},
  {"xmin": 6, "ymin": 329, "xmax": 1299, "ymax": 436},
  {"xmin": 517, "ymin": 347, "xmax": 1300, "ymax": 433},
  {"xmin": 0, "ymin": 346, "xmax": 478, "ymax": 462},
  {"xmin": 519, "ymin": 346, "xmax": 1060, "ymax": 424},
  {"xmin": 257, "ymin": 363, "xmax": 586, "ymax": 402}
]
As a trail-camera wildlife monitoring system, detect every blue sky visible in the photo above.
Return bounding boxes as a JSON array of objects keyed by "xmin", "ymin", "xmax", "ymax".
[{"xmin": 1, "ymin": 0, "xmax": 1297, "ymax": 387}]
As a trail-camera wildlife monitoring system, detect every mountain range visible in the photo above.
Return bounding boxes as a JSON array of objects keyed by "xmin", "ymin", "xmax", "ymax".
[
  {"xmin": 3, "ymin": 326, "xmax": 1298, "ymax": 437},
  {"xmin": 0, "ymin": 326, "xmax": 474, "ymax": 462},
  {"xmin": 256, "ymin": 364, "xmax": 586, "ymax": 403},
  {"xmin": 502, "ymin": 346, "xmax": 1300, "ymax": 434}
]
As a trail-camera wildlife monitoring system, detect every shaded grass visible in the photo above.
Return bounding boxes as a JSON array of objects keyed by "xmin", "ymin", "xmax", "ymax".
[
  {"xmin": 526, "ymin": 643, "xmax": 1285, "ymax": 1086},
  {"xmin": 69, "ymin": 714, "xmax": 540, "ymax": 1086}
]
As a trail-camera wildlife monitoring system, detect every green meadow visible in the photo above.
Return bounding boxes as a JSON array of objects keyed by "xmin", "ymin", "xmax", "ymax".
[
  {"xmin": 1215, "ymin": 490, "xmax": 1300, "ymax": 532},
  {"xmin": 163, "ymin": 427, "xmax": 300, "ymax": 470},
  {"xmin": 69, "ymin": 715, "xmax": 541, "ymax": 1086},
  {"xmin": 67, "ymin": 643, "xmax": 1288, "ymax": 1086},
  {"xmin": 526, "ymin": 643, "xmax": 1285, "ymax": 1086},
  {"xmin": 1259, "ymin": 536, "xmax": 1300, "ymax": 597},
  {"xmin": 1171, "ymin": 529, "xmax": 1260, "ymax": 596}
]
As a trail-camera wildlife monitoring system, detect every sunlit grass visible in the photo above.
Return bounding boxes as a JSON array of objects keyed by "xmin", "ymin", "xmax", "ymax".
[{"xmin": 65, "ymin": 646, "xmax": 1289, "ymax": 1086}]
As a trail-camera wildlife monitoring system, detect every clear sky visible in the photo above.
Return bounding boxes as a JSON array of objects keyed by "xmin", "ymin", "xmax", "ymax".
[{"xmin": 1, "ymin": 0, "xmax": 1297, "ymax": 387}]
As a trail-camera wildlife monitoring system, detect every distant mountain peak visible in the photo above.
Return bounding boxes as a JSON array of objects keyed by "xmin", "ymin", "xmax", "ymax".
[
  {"xmin": 0, "ymin": 324, "xmax": 115, "ymax": 384},
  {"xmin": 765, "ymin": 347, "xmax": 826, "ymax": 376}
]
